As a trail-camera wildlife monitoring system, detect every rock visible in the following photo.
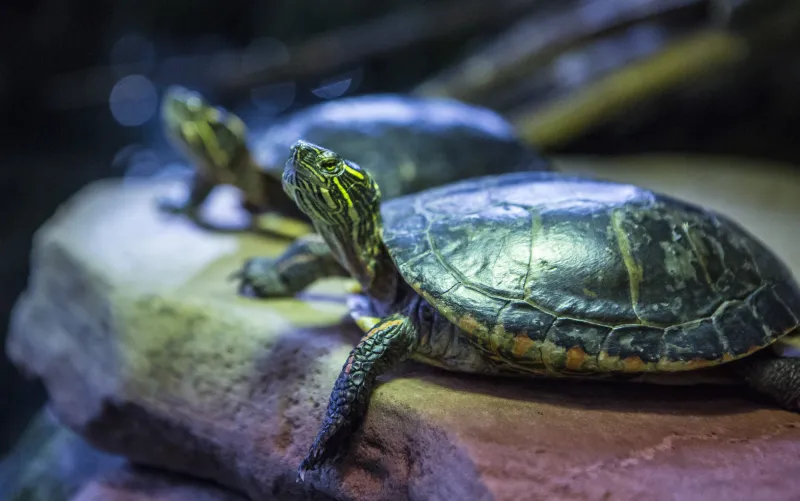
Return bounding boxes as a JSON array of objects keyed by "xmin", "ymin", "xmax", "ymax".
[
  {"xmin": 72, "ymin": 467, "xmax": 248, "ymax": 501},
  {"xmin": 0, "ymin": 407, "xmax": 243, "ymax": 501},
  {"xmin": 0, "ymin": 407, "xmax": 124, "ymax": 501},
  {"xmin": 0, "ymin": 408, "xmax": 245, "ymax": 501},
  {"xmin": 6, "ymin": 162, "xmax": 800, "ymax": 501}
]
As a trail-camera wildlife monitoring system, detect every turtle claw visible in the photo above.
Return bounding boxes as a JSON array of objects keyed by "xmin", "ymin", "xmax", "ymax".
[
  {"xmin": 296, "ymin": 464, "xmax": 307, "ymax": 484},
  {"xmin": 296, "ymin": 440, "xmax": 328, "ymax": 483}
]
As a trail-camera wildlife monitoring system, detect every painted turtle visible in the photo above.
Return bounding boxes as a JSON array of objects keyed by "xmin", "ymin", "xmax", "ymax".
[
  {"xmin": 158, "ymin": 86, "xmax": 551, "ymax": 235},
  {"xmin": 235, "ymin": 141, "xmax": 800, "ymax": 481}
]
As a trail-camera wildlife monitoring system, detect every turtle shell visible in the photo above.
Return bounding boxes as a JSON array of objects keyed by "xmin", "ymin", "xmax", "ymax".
[
  {"xmin": 381, "ymin": 171, "xmax": 800, "ymax": 374},
  {"xmin": 250, "ymin": 94, "xmax": 551, "ymax": 199}
]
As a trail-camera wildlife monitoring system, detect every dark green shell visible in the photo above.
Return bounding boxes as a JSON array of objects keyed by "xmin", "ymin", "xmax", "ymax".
[
  {"xmin": 381, "ymin": 171, "xmax": 800, "ymax": 373},
  {"xmin": 250, "ymin": 94, "xmax": 551, "ymax": 199}
]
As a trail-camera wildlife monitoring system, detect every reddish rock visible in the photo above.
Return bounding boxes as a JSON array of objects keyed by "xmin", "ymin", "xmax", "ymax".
[
  {"xmin": 7, "ymin": 175, "xmax": 800, "ymax": 501},
  {"xmin": 73, "ymin": 468, "xmax": 247, "ymax": 501}
]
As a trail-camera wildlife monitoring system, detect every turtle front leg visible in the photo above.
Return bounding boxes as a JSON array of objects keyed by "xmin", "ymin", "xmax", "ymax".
[
  {"xmin": 158, "ymin": 171, "xmax": 216, "ymax": 222},
  {"xmin": 733, "ymin": 351, "xmax": 800, "ymax": 411},
  {"xmin": 298, "ymin": 313, "xmax": 419, "ymax": 481},
  {"xmin": 233, "ymin": 233, "xmax": 348, "ymax": 298}
]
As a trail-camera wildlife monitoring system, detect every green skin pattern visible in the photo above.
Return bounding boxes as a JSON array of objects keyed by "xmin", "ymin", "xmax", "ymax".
[
  {"xmin": 236, "ymin": 141, "xmax": 800, "ymax": 482},
  {"xmin": 158, "ymin": 85, "xmax": 550, "ymax": 238}
]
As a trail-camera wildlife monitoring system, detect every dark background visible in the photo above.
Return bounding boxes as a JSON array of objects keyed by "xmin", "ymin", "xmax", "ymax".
[{"xmin": 2, "ymin": 0, "xmax": 799, "ymax": 458}]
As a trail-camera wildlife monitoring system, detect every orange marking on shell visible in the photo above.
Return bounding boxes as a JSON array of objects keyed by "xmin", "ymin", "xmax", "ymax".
[
  {"xmin": 684, "ymin": 358, "xmax": 715, "ymax": 370},
  {"xmin": 511, "ymin": 335, "xmax": 535, "ymax": 359},
  {"xmin": 565, "ymin": 347, "xmax": 588, "ymax": 371},
  {"xmin": 621, "ymin": 356, "xmax": 645, "ymax": 372}
]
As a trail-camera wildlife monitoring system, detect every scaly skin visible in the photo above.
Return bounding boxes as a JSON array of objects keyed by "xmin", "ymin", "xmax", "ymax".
[
  {"xmin": 298, "ymin": 313, "xmax": 418, "ymax": 480},
  {"xmin": 233, "ymin": 234, "xmax": 348, "ymax": 297},
  {"xmin": 731, "ymin": 349, "xmax": 800, "ymax": 411}
]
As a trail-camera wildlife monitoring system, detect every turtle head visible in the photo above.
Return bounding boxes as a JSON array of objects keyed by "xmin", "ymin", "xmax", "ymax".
[
  {"xmin": 283, "ymin": 140, "xmax": 381, "ymax": 227},
  {"xmin": 160, "ymin": 85, "xmax": 249, "ymax": 177},
  {"xmin": 284, "ymin": 140, "xmax": 394, "ymax": 295}
]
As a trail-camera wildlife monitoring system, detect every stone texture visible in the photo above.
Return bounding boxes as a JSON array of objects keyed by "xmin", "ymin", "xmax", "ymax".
[
  {"xmin": 0, "ymin": 407, "xmax": 124, "ymax": 501},
  {"xmin": 6, "ymin": 160, "xmax": 800, "ymax": 501},
  {"xmin": 72, "ymin": 467, "xmax": 248, "ymax": 501},
  {"xmin": 0, "ymin": 407, "xmax": 244, "ymax": 501}
]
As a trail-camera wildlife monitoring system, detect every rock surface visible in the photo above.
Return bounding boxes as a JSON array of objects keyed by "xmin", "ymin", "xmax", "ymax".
[
  {"xmin": 0, "ymin": 407, "xmax": 244, "ymax": 501},
  {"xmin": 0, "ymin": 407, "xmax": 123, "ymax": 501},
  {"xmin": 7, "ymin": 158, "xmax": 800, "ymax": 501},
  {"xmin": 72, "ymin": 467, "xmax": 248, "ymax": 501}
]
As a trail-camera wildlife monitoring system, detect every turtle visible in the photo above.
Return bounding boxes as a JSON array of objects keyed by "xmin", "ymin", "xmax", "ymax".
[
  {"xmin": 233, "ymin": 140, "xmax": 800, "ymax": 481},
  {"xmin": 158, "ymin": 85, "xmax": 552, "ymax": 237}
]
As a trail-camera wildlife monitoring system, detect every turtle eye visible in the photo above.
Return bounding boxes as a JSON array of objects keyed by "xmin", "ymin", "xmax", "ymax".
[{"xmin": 318, "ymin": 158, "xmax": 340, "ymax": 173}]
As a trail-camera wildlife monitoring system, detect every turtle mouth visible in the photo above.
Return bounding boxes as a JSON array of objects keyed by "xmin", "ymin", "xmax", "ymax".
[
  {"xmin": 289, "ymin": 140, "xmax": 321, "ymax": 171},
  {"xmin": 286, "ymin": 144, "xmax": 327, "ymax": 187},
  {"xmin": 281, "ymin": 161, "xmax": 299, "ymax": 202}
]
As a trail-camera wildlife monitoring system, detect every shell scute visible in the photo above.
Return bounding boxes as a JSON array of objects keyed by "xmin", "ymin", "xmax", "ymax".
[
  {"xmin": 429, "ymin": 205, "xmax": 531, "ymax": 298},
  {"xmin": 712, "ymin": 300, "xmax": 770, "ymax": 357},
  {"xmin": 748, "ymin": 284, "xmax": 798, "ymax": 340},
  {"xmin": 604, "ymin": 325, "xmax": 663, "ymax": 364},
  {"xmin": 774, "ymin": 280, "xmax": 800, "ymax": 321},
  {"xmin": 497, "ymin": 301, "xmax": 555, "ymax": 342},
  {"xmin": 531, "ymin": 208, "xmax": 637, "ymax": 324},
  {"xmin": 661, "ymin": 319, "xmax": 724, "ymax": 367},
  {"xmin": 544, "ymin": 318, "xmax": 611, "ymax": 372}
]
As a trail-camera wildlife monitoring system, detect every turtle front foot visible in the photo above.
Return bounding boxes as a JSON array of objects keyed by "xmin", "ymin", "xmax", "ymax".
[
  {"xmin": 229, "ymin": 257, "xmax": 290, "ymax": 298},
  {"xmin": 296, "ymin": 314, "xmax": 419, "ymax": 483}
]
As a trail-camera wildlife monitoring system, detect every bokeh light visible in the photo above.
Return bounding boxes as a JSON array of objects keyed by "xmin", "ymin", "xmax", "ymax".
[
  {"xmin": 311, "ymin": 68, "xmax": 364, "ymax": 99},
  {"xmin": 251, "ymin": 82, "xmax": 296, "ymax": 115},
  {"xmin": 108, "ymin": 74, "xmax": 158, "ymax": 127}
]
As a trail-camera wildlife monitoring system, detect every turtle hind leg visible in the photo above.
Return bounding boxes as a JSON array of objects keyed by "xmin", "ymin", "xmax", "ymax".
[
  {"xmin": 298, "ymin": 313, "xmax": 419, "ymax": 482},
  {"xmin": 732, "ymin": 351, "xmax": 800, "ymax": 411}
]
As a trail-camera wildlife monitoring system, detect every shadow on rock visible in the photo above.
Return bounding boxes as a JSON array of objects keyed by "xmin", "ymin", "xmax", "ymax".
[{"xmin": 385, "ymin": 360, "xmax": 764, "ymax": 417}]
